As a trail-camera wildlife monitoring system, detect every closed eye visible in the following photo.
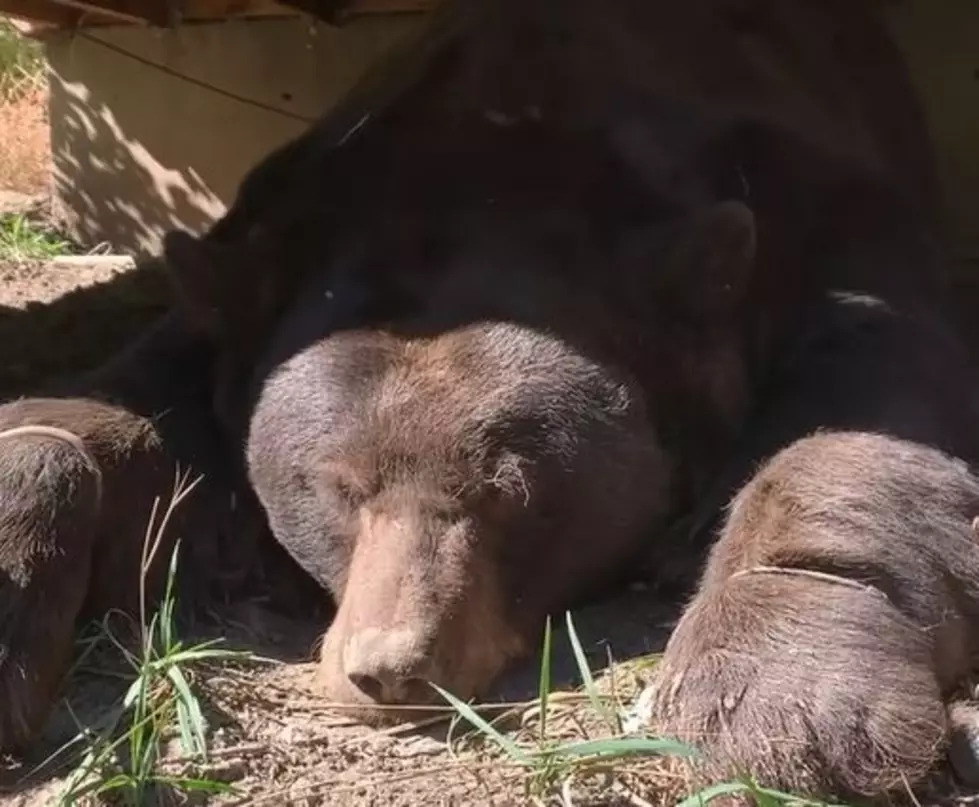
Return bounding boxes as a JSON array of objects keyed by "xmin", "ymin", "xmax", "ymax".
[
  {"xmin": 487, "ymin": 452, "xmax": 532, "ymax": 507},
  {"xmin": 319, "ymin": 461, "xmax": 372, "ymax": 507}
]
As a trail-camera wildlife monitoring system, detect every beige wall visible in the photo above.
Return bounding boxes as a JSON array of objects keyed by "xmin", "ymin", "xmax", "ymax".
[{"xmin": 44, "ymin": 15, "xmax": 424, "ymax": 256}]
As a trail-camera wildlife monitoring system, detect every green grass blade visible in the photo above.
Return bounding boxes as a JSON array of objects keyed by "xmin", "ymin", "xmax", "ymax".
[
  {"xmin": 28, "ymin": 702, "xmax": 125, "ymax": 783},
  {"xmin": 56, "ymin": 533, "xmax": 252, "ymax": 806},
  {"xmin": 160, "ymin": 599, "xmax": 175, "ymax": 653},
  {"xmin": 564, "ymin": 611, "xmax": 616, "ymax": 729},
  {"xmin": 159, "ymin": 542, "xmax": 181, "ymax": 651},
  {"xmin": 165, "ymin": 540, "xmax": 180, "ymax": 600},
  {"xmin": 749, "ymin": 784, "xmax": 852, "ymax": 807},
  {"xmin": 92, "ymin": 774, "xmax": 135, "ymax": 795},
  {"xmin": 145, "ymin": 610, "xmax": 161, "ymax": 658},
  {"xmin": 159, "ymin": 645, "xmax": 252, "ymax": 666},
  {"xmin": 0, "ymin": 214, "xmax": 71, "ymax": 261},
  {"xmin": 175, "ymin": 696, "xmax": 196, "ymax": 759},
  {"xmin": 167, "ymin": 664, "xmax": 208, "ymax": 758},
  {"xmin": 678, "ymin": 781, "xmax": 752, "ymax": 807},
  {"xmin": 537, "ymin": 615, "xmax": 552, "ymax": 743},
  {"xmin": 55, "ymin": 704, "xmax": 163, "ymax": 805},
  {"xmin": 547, "ymin": 736, "xmax": 698, "ymax": 762},
  {"xmin": 679, "ymin": 779, "xmax": 851, "ymax": 807},
  {"xmin": 431, "ymin": 683, "xmax": 531, "ymax": 765},
  {"xmin": 122, "ymin": 674, "xmax": 147, "ymax": 711},
  {"xmin": 156, "ymin": 776, "xmax": 237, "ymax": 795}
]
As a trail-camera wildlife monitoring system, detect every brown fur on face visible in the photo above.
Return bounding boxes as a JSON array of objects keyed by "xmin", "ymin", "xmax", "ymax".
[
  {"xmin": 652, "ymin": 431, "xmax": 979, "ymax": 801},
  {"xmin": 253, "ymin": 322, "xmax": 671, "ymax": 724},
  {"xmin": 242, "ymin": 201, "xmax": 759, "ymax": 724},
  {"xmin": 314, "ymin": 502, "xmax": 529, "ymax": 719}
]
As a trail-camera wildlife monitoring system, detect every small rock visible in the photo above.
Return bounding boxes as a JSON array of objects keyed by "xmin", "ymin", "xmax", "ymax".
[
  {"xmin": 948, "ymin": 701, "xmax": 979, "ymax": 786},
  {"xmin": 202, "ymin": 759, "xmax": 248, "ymax": 783},
  {"xmin": 621, "ymin": 682, "xmax": 658, "ymax": 734},
  {"xmin": 277, "ymin": 724, "xmax": 297, "ymax": 745},
  {"xmin": 367, "ymin": 734, "xmax": 397, "ymax": 753},
  {"xmin": 394, "ymin": 735, "xmax": 445, "ymax": 758},
  {"xmin": 46, "ymin": 255, "xmax": 136, "ymax": 273}
]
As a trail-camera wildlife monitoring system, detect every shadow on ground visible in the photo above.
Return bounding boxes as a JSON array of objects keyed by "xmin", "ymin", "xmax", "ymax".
[
  {"xmin": 0, "ymin": 258, "xmax": 172, "ymax": 398},
  {"xmin": 0, "ymin": 574, "xmax": 679, "ymax": 800},
  {"xmin": 492, "ymin": 587, "xmax": 678, "ymax": 703}
]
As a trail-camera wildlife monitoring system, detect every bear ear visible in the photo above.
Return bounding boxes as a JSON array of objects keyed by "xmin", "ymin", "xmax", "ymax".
[{"xmin": 658, "ymin": 200, "xmax": 758, "ymax": 319}]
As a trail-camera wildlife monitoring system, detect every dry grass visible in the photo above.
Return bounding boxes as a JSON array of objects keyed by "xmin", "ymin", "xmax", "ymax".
[
  {"xmin": 0, "ymin": 18, "xmax": 51, "ymax": 194},
  {"xmin": 0, "ymin": 80, "xmax": 51, "ymax": 194}
]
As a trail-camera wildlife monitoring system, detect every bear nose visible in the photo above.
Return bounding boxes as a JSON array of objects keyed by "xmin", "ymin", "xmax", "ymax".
[{"xmin": 342, "ymin": 627, "xmax": 437, "ymax": 705}]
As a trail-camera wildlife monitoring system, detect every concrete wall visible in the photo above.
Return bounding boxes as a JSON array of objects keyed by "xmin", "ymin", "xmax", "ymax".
[
  {"xmin": 44, "ymin": 15, "xmax": 424, "ymax": 256},
  {"xmin": 42, "ymin": 4, "xmax": 979, "ymax": 260}
]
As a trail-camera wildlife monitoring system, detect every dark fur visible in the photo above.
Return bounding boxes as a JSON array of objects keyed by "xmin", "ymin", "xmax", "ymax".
[
  {"xmin": 0, "ymin": 312, "xmax": 268, "ymax": 754},
  {"xmin": 163, "ymin": 0, "xmax": 951, "ymax": 747},
  {"xmin": 164, "ymin": 0, "xmax": 943, "ymax": 397},
  {"xmin": 241, "ymin": 202, "xmax": 758, "ymax": 721}
]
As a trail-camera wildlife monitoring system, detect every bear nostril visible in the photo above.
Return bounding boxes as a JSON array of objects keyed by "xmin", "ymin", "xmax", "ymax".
[
  {"xmin": 342, "ymin": 627, "xmax": 435, "ymax": 705},
  {"xmin": 347, "ymin": 671, "xmax": 435, "ymax": 706},
  {"xmin": 348, "ymin": 672, "xmax": 386, "ymax": 702}
]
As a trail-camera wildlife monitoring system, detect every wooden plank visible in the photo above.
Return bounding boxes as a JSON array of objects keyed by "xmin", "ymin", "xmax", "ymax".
[
  {"xmin": 267, "ymin": 0, "xmax": 432, "ymax": 24},
  {"xmin": 186, "ymin": 0, "xmax": 436, "ymax": 21},
  {"xmin": 347, "ymin": 0, "xmax": 434, "ymax": 12},
  {"xmin": 176, "ymin": 0, "xmax": 295, "ymax": 21},
  {"xmin": 2, "ymin": 16, "xmax": 63, "ymax": 33},
  {"xmin": 0, "ymin": 0, "xmax": 80, "ymax": 26},
  {"xmin": 46, "ymin": 0, "xmax": 161, "ymax": 24},
  {"xmin": 1, "ymin": 0, "xmax": 433, "ymax": 30},
  {"xmin": 1, "ymin": 0, "xmax": 166, "ymax": 24}
]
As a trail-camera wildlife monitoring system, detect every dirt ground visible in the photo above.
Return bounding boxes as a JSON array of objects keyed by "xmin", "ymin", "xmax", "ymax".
[{"xmin": 7, "ymin": 588, "xmax": 684, "ymax": 807}]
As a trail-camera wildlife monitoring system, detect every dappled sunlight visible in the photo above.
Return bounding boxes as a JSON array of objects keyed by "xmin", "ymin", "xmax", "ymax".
[
  {"xmin": 48, "ymin": 69, "xmax": 228, "ymax": 255},
  {"xmin": 44, "ymin": 16, "xmax": 422, "ymax": 256}
]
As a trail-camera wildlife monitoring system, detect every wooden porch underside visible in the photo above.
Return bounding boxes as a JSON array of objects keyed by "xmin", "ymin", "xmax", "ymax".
[{"xmin": 2, "ymin": 0, "xmax": 435, "ymax": 34}]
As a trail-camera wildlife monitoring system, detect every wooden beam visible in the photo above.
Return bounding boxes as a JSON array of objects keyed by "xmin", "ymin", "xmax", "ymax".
[
  {"xmin": 0, "ymin": 0, "xmax": 81, "ymax": 26},
  {"xmin": 1, "ymin": 0, "xmax": 168, "ymax": 24},
  {"xmin": 173, "ymin": 0, "xmax": 438, "ymax": 23},
  {"xmin": 0, "ymin": 0, "xmax": 433, "ymax": 30},
  {"xmin": 177, "ymin": 0, "xmax": 311, "ymax": 22},
  {"xmin": 48, "ymin": 0, "xmax": 160, "ymax": 24},
  {"xmin": 348, "ymin": 0, "xmax": 433, "ymax": 12},
  {"xmin": 192, "ymin": 0, "xmax": 434, "ymax": 22}
]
